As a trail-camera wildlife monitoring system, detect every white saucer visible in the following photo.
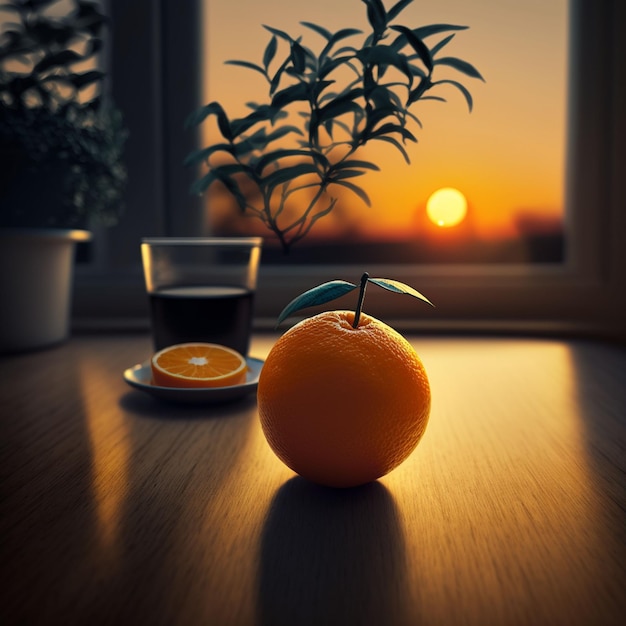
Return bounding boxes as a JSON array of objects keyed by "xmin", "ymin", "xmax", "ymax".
[{"xmin": 123, "ymin": 356, "xmax": 264, "ymax": 405}]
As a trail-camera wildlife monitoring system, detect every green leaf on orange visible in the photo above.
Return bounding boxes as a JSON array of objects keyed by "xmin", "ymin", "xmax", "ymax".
[
  {"xmin": 368, "ymin": 278, "xmax": 434, "ymax": 306},
  {"xmin": 276, "ymin": 280, "xmax": 357, "ymax": 326}
]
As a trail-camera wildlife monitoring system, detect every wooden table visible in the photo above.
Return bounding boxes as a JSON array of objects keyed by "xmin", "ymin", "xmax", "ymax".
[{"xmin": 1, "ymin": 333, "xmax": 625, "ymax": 626}]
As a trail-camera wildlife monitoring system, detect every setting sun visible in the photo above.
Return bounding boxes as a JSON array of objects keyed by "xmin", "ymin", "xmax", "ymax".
[{"xmin": 426, "ymin": 188, "xmax": 468, "ymax": 228}]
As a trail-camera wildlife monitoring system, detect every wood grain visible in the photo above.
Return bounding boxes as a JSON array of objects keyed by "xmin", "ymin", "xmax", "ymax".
[{"xmin": 1, "ymin": 334, "xmax": 625, "ymax": 626}]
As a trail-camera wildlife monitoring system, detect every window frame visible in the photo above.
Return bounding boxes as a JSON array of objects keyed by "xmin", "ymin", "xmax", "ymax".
[{"xmin": 74, "ymin": 0, "xmax": 626, "ymax": 341}]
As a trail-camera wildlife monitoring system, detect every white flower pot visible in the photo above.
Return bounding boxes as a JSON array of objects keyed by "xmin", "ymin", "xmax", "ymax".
[{"xmin": 0, "ymin": 229, "xmax": 91, "ymax": 352}]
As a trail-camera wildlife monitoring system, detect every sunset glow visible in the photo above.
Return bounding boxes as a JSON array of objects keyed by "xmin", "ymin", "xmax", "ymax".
[
  {"xmin": 203, "ymin": 0, "xmax": 568, "ymax": 246},
  {"xmin": 426, "ymin": 188, "xmax": 468, "ymax": 228}
]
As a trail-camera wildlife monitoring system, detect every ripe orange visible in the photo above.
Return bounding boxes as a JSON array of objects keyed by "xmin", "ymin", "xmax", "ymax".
[
  {"xmin": 151, "ymin": 342, "xmax": 247, "ymax": 388},
  {"xmin": 257, "ymin": 310, "xmax": 431, "ymax": 488}
]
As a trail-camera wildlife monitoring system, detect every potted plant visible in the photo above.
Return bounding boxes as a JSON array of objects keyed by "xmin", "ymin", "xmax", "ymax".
[
  {"xmin": 0, "ymin": 0, "xmax": 127, "ymax": 352},
  {"xmin": 186, "ymin": 0, "xmax": 483, "ymax": 254}
]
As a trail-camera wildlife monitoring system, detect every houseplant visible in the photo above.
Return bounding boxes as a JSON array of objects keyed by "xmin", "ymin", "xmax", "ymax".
[
  {"xmin": 186, "ymin": 0, "xmax": 483, "ymax": 253},
  {"xmin": 0, "ymin": 0, "xmax": 127, "ymax": 351}
]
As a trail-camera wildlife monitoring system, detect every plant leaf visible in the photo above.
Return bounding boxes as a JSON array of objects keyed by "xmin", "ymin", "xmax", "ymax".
[
  {"xmin": 290, "ymin": 41, "xmax": 307, "ymax": 74},
  {"xmin": 263, "ymin": 24, "xmax": 294, "ymax": 43},
  {"xmin": 431, "ymin": 78, "xmax": 474, "ymax": 112},
  {"xmin": 317, "ymin": 54, "xmax": 352, "ymax": 81},
  {"xmin": 331, "ymin": 179, "xmax": 371, "ymax": 205},
  {"xmin": 329, "ymin": 169, "xmax": 367, "ymax": 181},
  {"xmin": 271, "ymin": 82, "xmax": 310, "ymax": 108},
  {"xmin": 317, "ymin": 97, "xmax": 363, "ymax": 124},
  {"xmin": 183, "ymin": 143, "xmax": 233, "ymax": 167},
  {"xmin": 319, "ymin": 28, "xmax": 362, "ymax": 61},
  {"xmin": 230, "ymin": 105, "xmax": 277, "ymax": 137},
  {"xmin": 360, "ymin": 44, "xmax": 412, "ymax": 75},
  {"xmin": 300, "ymin": 21, "xmax": 333, "ymax": 41},
  {"xmin": 264, "ymin": 124, "xmax": 305, "ymax": 143},
  {"xmin": 368, "ymin": 278, "xmax": 434, "ymax": 306},
  {"xmin": 276, "ymin": 280, "xmax": 357, "ymax": 326},
  {"xmin": 225, "ymin": 59, "xmax": 267, "ymax": 77},
  {"xmin": 368, "ymin": 84, "xmax": 404, "ymax": 112},
  {"xmin": 317, "ymin": 87, "xmax": 364, "ymax": 123},
  {"xmin": 189, "ymin": 163, "xmax": 252, "ymax": 196},
  {"xmin": 407, "ymin": 63, "xmax": 427, "ymax": 79},
  {"xmin": 185, "ymin": 101, "xmax": 230, "ymax": 133},
  {"xmin": 434, "ymin": 56, "xmax": 485, "ymax": 81},
  {"xmin": 263, "ymin": 36, "xmax": 278, "ymax": 69},
  {"xmin": 390, "ymin": 24, "xmax": 467, "ymax": 54},
  {"xmin": 200, "ymin": 165, "xmax": 252, "ymax": 209},
  {"xmin": 387, "ymin": 0, "xmax": 414, "ymax": 22},
  {"xmin": 254, "ymin": 148, "xmax": 329, "ymax": 174},
  {"xmin": 413, "ymin": 24, "xmax": 468, "ymax": 39},
  {"xmin": 390, "ymin": 25, "xmax": 433, "ymax": 73},
  {"xmin": 369, "ymin": 134, "xmax": 411, "ymax": 163},
  {"xmin": 263, "ymin": 163, "xmax": 320, "ymax": 192},
  {"xmin": 408, "ymin": 76, "xmax": 432, "ymax": 104},
  {"xmin": 362, "ymin": 0, "xmax": 387, "ymax": 36},
  {"xmin": 370, "ymin": 122, "xmax": 417, "ymax": 143},
  {"xmin": 334, "ymin": 159, "xmax": 380, "ymax": 172},
  {"xmin": 430, "ymin": 33, "xmax": 456, "ymax": 57}
]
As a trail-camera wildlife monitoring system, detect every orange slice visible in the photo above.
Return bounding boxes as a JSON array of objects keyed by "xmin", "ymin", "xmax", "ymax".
[{"xmin": 151, "ymin": 343, "xmax": 247, "ymax": 388}]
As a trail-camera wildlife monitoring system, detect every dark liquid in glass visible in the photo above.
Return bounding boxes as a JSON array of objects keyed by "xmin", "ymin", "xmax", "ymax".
[{"xmin": 149, "ymin": 285, "xmax": 254, "ymax": 354}]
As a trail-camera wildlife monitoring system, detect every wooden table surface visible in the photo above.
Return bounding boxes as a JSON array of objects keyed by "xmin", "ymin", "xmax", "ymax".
[{"xmin": 1, "ymin": 333, "xmax": 625, "ymax": 626}]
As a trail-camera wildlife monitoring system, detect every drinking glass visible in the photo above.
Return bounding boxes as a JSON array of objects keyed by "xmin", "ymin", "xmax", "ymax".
[{"xmin": 141, "ymin": 237, "xmax": 262, "ymax": 355}]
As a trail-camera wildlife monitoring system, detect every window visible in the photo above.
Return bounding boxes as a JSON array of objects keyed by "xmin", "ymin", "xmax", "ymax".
[
  {"xmin": 202, "ymin": 0, "xmax": 567, "ymax": 267},
  {"xmin": 74, "ymin": 0, "xmax": 626, "ymax": 340}
]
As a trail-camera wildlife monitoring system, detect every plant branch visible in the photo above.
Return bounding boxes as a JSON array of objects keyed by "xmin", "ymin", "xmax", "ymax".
[{"xmin": 186, "ymin": 0, "xmax": 483, "ymax": 252}]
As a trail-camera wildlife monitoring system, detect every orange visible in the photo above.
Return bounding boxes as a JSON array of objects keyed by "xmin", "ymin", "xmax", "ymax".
[
  {"xmin": 151, "ymin": 342, "xmax": 247, "ymax": 388},
  {"xmin": 257, "ymin": 310, "xmax": 430, "ymax": 488}
]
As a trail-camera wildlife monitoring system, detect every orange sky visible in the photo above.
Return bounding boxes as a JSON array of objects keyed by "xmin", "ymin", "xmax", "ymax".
[{"xmin": 201, "ymin": 0, "xmax": 568, "ymax": 242}]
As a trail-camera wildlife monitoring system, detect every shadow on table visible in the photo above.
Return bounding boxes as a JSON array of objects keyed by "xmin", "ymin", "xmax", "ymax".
[
  {"xmin": 118, "ymin": 389, "xmax": 258, "ymax": 420},
  {"xmin": 258, "ymin": 476, "xmax": 414, "ymax": 626}
]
